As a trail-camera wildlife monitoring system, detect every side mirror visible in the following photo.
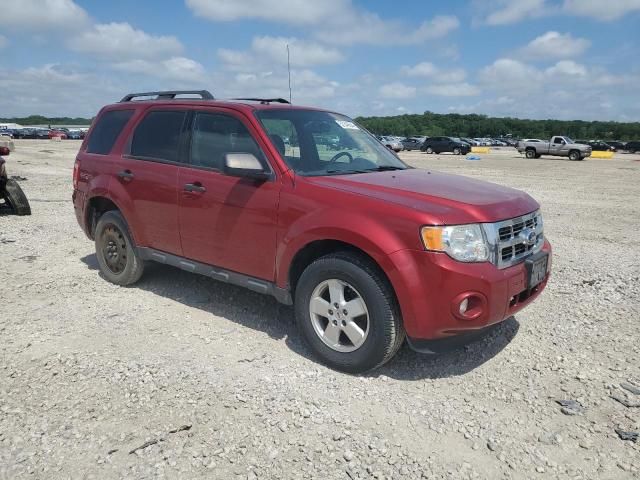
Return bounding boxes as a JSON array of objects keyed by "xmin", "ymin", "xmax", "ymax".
[{"xmin": 224, "ymin": 153, "xmax": 269, "ymax": 180}]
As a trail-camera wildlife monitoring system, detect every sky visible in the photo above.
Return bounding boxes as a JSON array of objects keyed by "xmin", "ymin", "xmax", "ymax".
[{"xmin": 0, "ymin": 0, "xmax": 639, "ymax": 121}]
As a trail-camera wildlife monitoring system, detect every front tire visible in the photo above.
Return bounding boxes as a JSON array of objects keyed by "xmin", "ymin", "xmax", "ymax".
[
  {"xmin": 294, "ymin": 252, "xmax": 404, "ymax": 373},
  {"xmin": 568, "ymin": 150, "xmax": 582, "ymax": 161},
  {"xmin": 426, "ymin": 147, "xmax": 433, "ymax": 154},
  {"xmin": 95, "ymin": 210, "xmax": 145, "ymax": 286}
]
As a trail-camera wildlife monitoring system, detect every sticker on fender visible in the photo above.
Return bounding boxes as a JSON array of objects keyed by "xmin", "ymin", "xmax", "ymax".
[{"xmin": 336, "ymin": 120, "xmax": 359, "ymax": 130}]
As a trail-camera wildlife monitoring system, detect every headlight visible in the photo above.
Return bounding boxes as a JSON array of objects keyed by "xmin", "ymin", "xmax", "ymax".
[{"xmin": 421, "ymin": 224, "xmax": 489, "ymax": 262}]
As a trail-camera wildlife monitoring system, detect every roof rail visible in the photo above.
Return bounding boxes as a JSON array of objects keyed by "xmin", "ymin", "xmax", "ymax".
[
  {"xmin": 119, "ymin": 90, "xmax": 214, "ymax": 102},
  {"xmin": 233, "ymin": 97, "xmax": 290, "ymax": 105}
]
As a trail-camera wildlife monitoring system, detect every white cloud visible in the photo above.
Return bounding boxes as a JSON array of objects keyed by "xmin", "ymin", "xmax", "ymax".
[
  {"xmin": 218, "ymin": 68, "xmax": 339, "ymax": 103},
  {"xmin": 0, "ymin": 0, "xmax": 89, "ymax": 31},
  {"xmin": 479, "ymin": 58, "xmax": 544, "ymax": 93},
  {"xmin": 251, "ymin": 36, "xmax": 344, "ymax": 66},
  {"xmin": 402, "ymin": 62, "xmax": 466, "ymax": 83},
  {"xmin": 519, "ymin": 31, "xmax": 590, "ymax": 59},
  {"xmin": 70, "ymin": 23, "xmax": 183, "ymax": 60},
  {"xmin": 187, "ymin": 0, "xmax": 458, "ymax": 45},
  {"xmin": 563, "ymin": 0, "xmax": 640, "ymax": 20},
  {"xmin": 218, "ymin": 36, "xmax": 344, "ymax": 73},
  {"xmin": 186, "ymin": 0, "xmax": 346, "ymax": 24},
  {"xmin": 545, "ymin": 60, "xmax": 588, "ymax": 77},
  {"xmin": 0, "ymin": 35, "xmax": 7, "ymax": 49},
  {"xmin": 379, "ymin": 83, "xmax": 417, "ymax": 99},
  {"xmin": 482, "ymin": 0, "xmax": 549, "ymax": 25},
  {"xmin": 0, "ymin": 64, "xmax": 121, "ymax": 117},
  {"xmin": 114, "ymin": 57, "xmax": 207, "ymax": 83},
  {"xmin": 425, "ymin": 83, "xmax": 481, "ymax": 97}
]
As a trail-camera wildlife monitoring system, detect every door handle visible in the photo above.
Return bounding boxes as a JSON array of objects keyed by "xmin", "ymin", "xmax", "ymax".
[
  {"xmin": 184, "ymin": 182, "xmax": 206, "ymax": 193},
  {"xmin": 117, "ymin": 169, "xmax": 134, "ymax": 181}
]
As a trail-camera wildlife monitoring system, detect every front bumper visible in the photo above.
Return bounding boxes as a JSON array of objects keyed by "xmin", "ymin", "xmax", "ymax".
[{"xmin": 385, "ymin": 240, "xmax": 552, "ymax": 342}]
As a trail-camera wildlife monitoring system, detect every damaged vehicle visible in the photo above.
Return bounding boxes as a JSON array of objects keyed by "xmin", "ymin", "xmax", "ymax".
[{"xmin": 0, "ymin": 146, "xmax": 31, "ymax": 215}]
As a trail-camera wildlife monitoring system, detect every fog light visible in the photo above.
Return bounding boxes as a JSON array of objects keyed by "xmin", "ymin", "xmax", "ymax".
[{"xmin": 459, "ymin": 298, "xmax": 469, "ymax": 315}]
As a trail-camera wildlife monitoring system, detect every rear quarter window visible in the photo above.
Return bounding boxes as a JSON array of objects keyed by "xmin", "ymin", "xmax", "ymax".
[{"xmin": 86, "ymin": 109, "xmax": 134, "ymax": 155}]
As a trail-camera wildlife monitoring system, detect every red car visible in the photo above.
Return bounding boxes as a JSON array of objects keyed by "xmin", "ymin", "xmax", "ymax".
[
  {"xmin": 72, "ymin": 90, "xmax": 551, "ymax": 373},
  {"xmin": 49, "ymin": 129, "xmax": 68, "ymax": 139}
]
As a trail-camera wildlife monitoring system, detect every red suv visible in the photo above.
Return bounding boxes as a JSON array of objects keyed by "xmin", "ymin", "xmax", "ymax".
[{"xmin": 72, "ymin": 90, "xmax": 551, "ymax": 373}]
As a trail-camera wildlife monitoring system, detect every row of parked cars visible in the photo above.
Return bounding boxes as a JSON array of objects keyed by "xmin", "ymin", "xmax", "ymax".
[
  {"xmin": 0, "ymin": 127, "xmax": 86, "ymax": 140},
  {"xmin": 379, "ymin": 134, "xmax": 640, "ymax": 155},
  {"xmin": 522, "ymin": 138, "xmax": 640, "ymax": 153}
]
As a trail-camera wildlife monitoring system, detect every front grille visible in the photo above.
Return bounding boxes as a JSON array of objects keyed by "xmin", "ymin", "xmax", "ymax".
[{"xmin": 486, "ymin": 211, "xmax": 544, "ymax": 269}]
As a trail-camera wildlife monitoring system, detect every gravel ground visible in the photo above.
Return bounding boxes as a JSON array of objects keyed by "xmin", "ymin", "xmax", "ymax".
[{"xmin": 1, "ymin": 140, "xmax": 639, "ymax": 479}]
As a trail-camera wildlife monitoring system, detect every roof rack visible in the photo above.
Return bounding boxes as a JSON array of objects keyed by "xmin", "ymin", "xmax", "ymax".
[
  {"xmin": 233, "ymin": 97, "xmax": 290, "ymax": 105},
  {"xmin": 119, "ymin": 90, "xmax": 214, "ymax": 102}
]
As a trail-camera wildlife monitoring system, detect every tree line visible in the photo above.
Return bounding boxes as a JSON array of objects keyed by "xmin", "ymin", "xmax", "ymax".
[
  {"xmin": 354, "ymin": 112, "xmax": 640, "ymax": 141},
  {"xmin": 0, "ymin": 115, "xmax": 92, "ymax": 126}
]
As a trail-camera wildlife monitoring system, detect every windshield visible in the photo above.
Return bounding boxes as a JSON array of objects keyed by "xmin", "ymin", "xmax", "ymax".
[{"xmin": 256, "ymin": 109, "xmax": 408, "ymax": 176}]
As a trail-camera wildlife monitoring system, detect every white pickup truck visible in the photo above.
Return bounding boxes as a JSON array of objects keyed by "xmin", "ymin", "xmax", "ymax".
[{"xmin": 516, "ymin": 136, "xmax": 591, "ymax": 161}]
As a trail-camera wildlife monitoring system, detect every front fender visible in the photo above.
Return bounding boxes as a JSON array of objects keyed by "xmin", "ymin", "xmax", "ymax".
[{"xmin": 275, "ymin": 210, "xmax": 407, "ymax": 289}]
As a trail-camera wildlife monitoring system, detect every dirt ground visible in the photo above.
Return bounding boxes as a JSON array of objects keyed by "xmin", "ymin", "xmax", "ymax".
[{"xmin": 1, "ymin": 140, "xmax": 639, "ymax": 479}]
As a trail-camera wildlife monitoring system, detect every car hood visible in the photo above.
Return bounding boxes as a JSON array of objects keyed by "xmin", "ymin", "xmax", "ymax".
[{"xmin": 306, "ymin": 169, "xmax": 539, "ymax": 224}]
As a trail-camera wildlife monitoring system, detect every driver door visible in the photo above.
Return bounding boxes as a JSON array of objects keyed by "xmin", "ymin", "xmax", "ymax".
[
  {"xmin": 550, "ymin": 137, "xmax": 565, "ymax": 155},
  {"xmin": 177, "ymin": 109, "xmax": 281, "ymax": 281}
]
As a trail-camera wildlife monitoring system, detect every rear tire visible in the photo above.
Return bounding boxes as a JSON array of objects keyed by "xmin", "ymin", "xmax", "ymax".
[
  {"xmin": 453, "ymin": 147, "xmax": 461, "ymax": 155},
  {"xmin": 426, "ymin": 147, "xmax": 433, "ymax": 154},
  {"xmin": 3, "ymin": 179, "xmax": 31, "ymax": 215},
  {"xmin": 95, "ymin": 210, "xmax": 145, "ymax": 286},
  {"xmin": 525, "ymin": 149, "xmax": 536, "ymax": 159},
  {"xmin": 294, "ymin": 252, "xmax": 405, "ymax": 373}
]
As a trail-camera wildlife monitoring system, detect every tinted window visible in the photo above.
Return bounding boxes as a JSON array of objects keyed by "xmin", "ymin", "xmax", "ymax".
[
  {"xmin": 131, "ymin": 111, "xmax": 187, "ymax": 162},
  {"xmin": 86, "ymin": 109, "xmax": 133, "ymax": 154},
  {"xmin": 190, "ymin": 113, "xmax": 265, "ymax": 170}
]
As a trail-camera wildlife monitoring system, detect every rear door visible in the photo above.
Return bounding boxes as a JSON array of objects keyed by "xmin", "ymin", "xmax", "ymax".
[
  {"xmin": 177, "ymin": 109, "xmax": 281, "ymax": 281},
  {"xmin": 111, "ymin": 108, "xmax": 188, "ymax": 255}
]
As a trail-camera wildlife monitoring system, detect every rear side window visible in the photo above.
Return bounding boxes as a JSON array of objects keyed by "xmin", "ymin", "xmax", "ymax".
[
  {"xmin": 86, "ymin": 109, "xmax": 134, "ymax": 154},
  {"xmin": 130, "ymin": 110, "xmax": 187, "ymax": 162}
]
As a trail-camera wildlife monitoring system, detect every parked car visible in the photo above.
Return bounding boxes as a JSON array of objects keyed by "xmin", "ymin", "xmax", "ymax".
[
  {"xmin": 73, "ymin": 89, "xmax": 551, "ymax": 373},
  {"xmin": 49, "ymin": 129, "xmax": 68, "ymax": 139},
  {"xmin": 420, "ymin": 136, "xmax": 471, "ymax": 155},
  {"xmin": 606, "ymin": 141, "xmax": 626, "ymax": 151},
  {"xmin": 0, "ymin": 146, "xmax": 31, "ymax": 215},
  {"xmin": 587, "ymin": 140, "xmax": 614, "ymax": 151},
  {"xmin": 516, "ymin": 136, "xmax": 591, "ymax": 161},
  {"xmin": 378, "ymin": 136, "xmax": 402, "ymax": 152},
  {"xmin": 461, "ymin": 137, "xmax": 480, "ymax": 146},
  {"xmin": 67, "ymin": 130, "xmax": 83, "ymax": 140},
  {"xmin": 623, "ymin": 141, "xmax": 640, "ymax": 153},
  {"xmin": 400, "ymin": 137, "xmax": 423, "ymax": 151}
]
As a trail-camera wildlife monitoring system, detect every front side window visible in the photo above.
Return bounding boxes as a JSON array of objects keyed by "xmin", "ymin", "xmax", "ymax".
[
  {"xmin": 190, "ymin": 113, "xmax": 266, "ymax": 170},
  {"xmin": 256, "ymin": 109, "xmax": 407, "ymax": 176},
  {"xmin": 86, "ymin": 109, "xmax": 134, "ymax": 155},
  {"xmin": 130, "ymin": 110, "xmax": 187, "ymax": 162}
]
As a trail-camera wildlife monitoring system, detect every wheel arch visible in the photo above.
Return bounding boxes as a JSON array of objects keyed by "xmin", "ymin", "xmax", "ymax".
[{"xmin": 85, "ymin": 195, "xmax": 124, "ymax": 240}]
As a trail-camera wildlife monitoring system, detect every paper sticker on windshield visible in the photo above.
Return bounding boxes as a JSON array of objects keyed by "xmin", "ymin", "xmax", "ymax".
[{"xmin": 336, "ymin": 120, "xmax": 359, "ymax": 130}]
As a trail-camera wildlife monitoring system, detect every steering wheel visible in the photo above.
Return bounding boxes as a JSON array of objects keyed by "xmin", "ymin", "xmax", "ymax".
[{"xmin": 328, "ymin": 151, "xmax": 354, "ymax": 164}]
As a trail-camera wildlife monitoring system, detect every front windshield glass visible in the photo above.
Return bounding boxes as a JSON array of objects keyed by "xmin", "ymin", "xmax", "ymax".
[{"xmin": 256, "ymin": 109, "xmax": 408, "ymax": 176}]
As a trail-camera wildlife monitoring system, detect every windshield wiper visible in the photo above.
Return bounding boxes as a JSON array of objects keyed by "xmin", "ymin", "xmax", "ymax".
[
  {"xmin": 365, "ymin": 165, "xmax": 406, "ymax": 172},
  {"xmin": 324, "ymin": 169, "xmax": 370, "ymax": 175}
]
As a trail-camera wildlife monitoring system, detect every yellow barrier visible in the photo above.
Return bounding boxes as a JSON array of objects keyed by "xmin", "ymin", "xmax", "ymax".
[
  {"xmin": 590, "ymin": 150, "xmax": 614, "ymax": 159},
  {"xmin": 471, "ymin": 146, "xmax": 491, "ymax": 153}
]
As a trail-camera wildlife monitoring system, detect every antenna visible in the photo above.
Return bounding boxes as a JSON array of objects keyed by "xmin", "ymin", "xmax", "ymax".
[{"xmin": 286, "ymin": 44, "xmax": 292, "ymax": 104}]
